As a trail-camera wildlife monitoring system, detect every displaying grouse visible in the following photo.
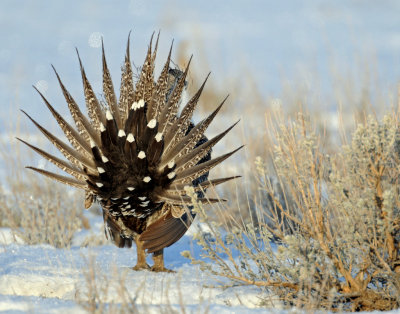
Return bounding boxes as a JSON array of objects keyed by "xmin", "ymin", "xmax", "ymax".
[{"xmin": 19, "ymin": 33, "xmax": 241, "ymax": 271}]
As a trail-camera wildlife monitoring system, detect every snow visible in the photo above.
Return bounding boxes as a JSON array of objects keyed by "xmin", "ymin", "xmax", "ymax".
[
  {"xmin": 0, "ymin": 214, "xmax": 278, "ymax": 313},
  {"xmin": 0, "ymin": 229, "xmax": 24, "ymax": 246}
]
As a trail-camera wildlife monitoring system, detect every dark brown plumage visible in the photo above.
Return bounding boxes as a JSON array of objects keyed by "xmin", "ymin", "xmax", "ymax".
[{"xmin": 20, "ymin": 33, "xmax": 241, "ymax": 271}]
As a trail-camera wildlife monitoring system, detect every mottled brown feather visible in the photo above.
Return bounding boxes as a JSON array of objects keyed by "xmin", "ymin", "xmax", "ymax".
[
  {"xmin": 102, "ymin": 40, "xmax": 122, "ymax": 129},
  {"xmin": 76, "ymin": 49, "xmax": 106, "ymax": 130},
  {"xmin": 21, "ymin": 110, "xmax": 96, "ymax": 172},
  {"xmin": 163, "ymin": 73, "xmax": 210, "ymax": 152},
  {"xmin": 26, "ymin": 166, "xmax": 86, "ymax": 189},
  {"xmin": 118, "ymin": 32, "xmax": 135, "ymax": 121},
  {"xmin": 33, "ymin": 86, "xmax": 92, "ymax": 159},
  {"xmin": 17, "ymin": 137, "xmax": 86, "ymax": 181}
]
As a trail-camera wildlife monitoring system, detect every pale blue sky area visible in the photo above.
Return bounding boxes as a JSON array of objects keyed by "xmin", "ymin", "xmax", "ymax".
[{"xmin": 1, "ymin": 0, "xmax": 400, "ymax": 129}]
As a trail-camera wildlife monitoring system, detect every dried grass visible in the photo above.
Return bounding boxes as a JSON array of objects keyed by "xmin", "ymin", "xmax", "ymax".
[{"xmin": 75, "ymin": 255, "xmax": 211, "ymax": 314}]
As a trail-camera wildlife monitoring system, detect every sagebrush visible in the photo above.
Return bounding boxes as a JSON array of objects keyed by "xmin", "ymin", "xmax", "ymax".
[{"xmin": 185, "ymin": 110, "xmax": 400, "ymax": 311}]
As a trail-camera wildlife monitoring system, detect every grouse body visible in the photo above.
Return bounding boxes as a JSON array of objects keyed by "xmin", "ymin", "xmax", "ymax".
[{"xmin": 20, "ymin": 33, "xmax": 241, "ymax": 271}]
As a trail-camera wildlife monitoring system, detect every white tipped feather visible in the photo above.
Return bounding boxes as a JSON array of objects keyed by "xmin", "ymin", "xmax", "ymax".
[
  {"xmin": 138, "ymin": 151, "xmax": 146, "ymax": 159},
  {"xmin": 127, "ymin": 133, "xmax": 134, "ymax": 143},
  {"xmin": 101, "ymin": 156, "xmax": 109, "ymax": 163},
  {"xmin": 100, "ymin": 123, "xmax": 105, "ymax": 132},
  {"xmin": 143, "ymin": 176, "xmax": 151, "ymax": 183},
  {"xmin": 97, "ymin": 167, "xmax": 105, "ymax": 173},
  {"xmin": 155, "ymin": 132, "xmax": 163, "ymax": 142},
  {"xmin": 106, "ymin": 110, "xmax": 113, "ymax": 120},
  {"xmin": 167, "ymin": 171, "xmax": 176, "ymax": 179},
  {"xmin": 147, "ymin": 119, "xmax": 156, "ymax": 128},
  {"xmin": 96, "ymin": 182, "xmax": 104, "ymax": 187},
  {"xmin": 118, "ymin": 129, "xmax": 126, "ymax": 137}
]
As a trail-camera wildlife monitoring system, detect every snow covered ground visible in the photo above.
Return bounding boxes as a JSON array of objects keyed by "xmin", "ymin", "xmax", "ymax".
[{"xmin": 0, "ymin": 212, "xmax": 279, "ymax": 313}]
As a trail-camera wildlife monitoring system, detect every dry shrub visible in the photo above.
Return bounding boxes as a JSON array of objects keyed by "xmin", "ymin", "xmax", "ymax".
[
  {"xmin": 0, "ymin": 131, "xmax": 89, "ymax": 248},
  {"xmin": 75, "ymin": 256, "xmax": 140, "ymax": 313},
  {"xmin": 0, "ymin": 176, "xmax": 88, "ymax": 248},
  {"xmin": 75, "ymin": 255, "xmax": 209, "ymax": 314},
  {"xmin": 184, "ymin": 109, "xmax": 400, "ymax": 311}
]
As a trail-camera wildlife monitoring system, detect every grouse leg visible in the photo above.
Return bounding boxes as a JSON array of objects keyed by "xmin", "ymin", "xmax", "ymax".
[
  {"xmin": 151, "ymin": 249, "xmax": 174, "ymax": 272},
  {"xmin": 132, "ymin": 237, "xmax": 150, "ymax": 270}
]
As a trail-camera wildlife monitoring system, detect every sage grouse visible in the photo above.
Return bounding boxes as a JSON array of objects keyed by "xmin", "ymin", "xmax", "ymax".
[{"xmin": 20, "ymin": 33, "xmax": 241, "ymax": 271}]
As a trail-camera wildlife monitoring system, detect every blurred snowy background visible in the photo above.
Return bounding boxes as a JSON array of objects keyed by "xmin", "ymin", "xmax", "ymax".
[{"xmin": 1, "ymin": 0, "xmax": 400, "ymax": 132}]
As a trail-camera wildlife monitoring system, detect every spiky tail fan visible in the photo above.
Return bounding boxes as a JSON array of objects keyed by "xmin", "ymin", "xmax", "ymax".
[{"xmin": 20, "ymin": 33, "xmax": 242, "ymax": 252}]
